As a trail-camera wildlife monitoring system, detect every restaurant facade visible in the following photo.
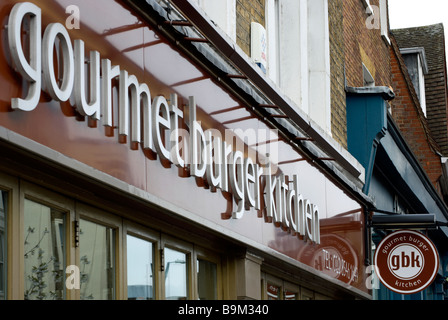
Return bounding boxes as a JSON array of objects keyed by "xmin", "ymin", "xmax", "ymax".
[{"xmin": 0, "ymin": 0, "xmax": 378, "ymax": 300}]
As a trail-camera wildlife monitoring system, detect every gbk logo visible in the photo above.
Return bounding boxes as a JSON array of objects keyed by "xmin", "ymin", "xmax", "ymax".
[
  {"xmin": 374, "ymin": 230, "xmax": 439, "ymax": 294},
  {"xmin": 390, "ymin": 249, "xmax": 422, "ymax": 275}
]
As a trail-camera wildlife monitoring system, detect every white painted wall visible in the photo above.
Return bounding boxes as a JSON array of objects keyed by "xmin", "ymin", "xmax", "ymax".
[
  {"xmin": 307, "ymin": 0, "xmax": 331, "ymax": 134},
  {"xmin": 195, "ymin": 0, "xmax": 332, "ymax": 136},
  {"xmin": 265, "ymin": 0, "xmax": 331, "ymax": 134},
  {"xmin": 194, "ymin": 0, "xmax": 236, "ymax": 42}
]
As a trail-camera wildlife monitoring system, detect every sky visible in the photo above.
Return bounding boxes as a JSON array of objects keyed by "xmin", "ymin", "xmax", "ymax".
[
  {"xmin": 388, "ymin": 0, "xmax": 448, "ymax": 30},
  {"xmin": 388, "ymin": 0, "xmax": 448, "ymax": 64}
]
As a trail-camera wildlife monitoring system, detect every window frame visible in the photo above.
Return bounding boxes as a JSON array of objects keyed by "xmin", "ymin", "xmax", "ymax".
[
  {"xmin": 194, "ymin": 246, "xmax": 222, "ymax": 300},
  {"xmin": 0, "ymin": 173, "xmax": 18, "ymax": 300},
  {"xmin": 75, "ymin": 202, "xmax": 123, "ymax": 300},
  {"xmin": 261, "ymin": 273, "xmax": 300, "ymax": 300},
  {"xmin": 124, "ymin": 221, "xmax": 161, "ymax": 300},
  {"xmin": 263, "ymin": 274, "xmax": 284, "ymax": 300},
  {"xmin": 161, "ymin": 235, "xmax": 194, "ymax": 300},
  {"xmin": 19, "ymin": 181, "xmax": 75, "ymax": 300}
]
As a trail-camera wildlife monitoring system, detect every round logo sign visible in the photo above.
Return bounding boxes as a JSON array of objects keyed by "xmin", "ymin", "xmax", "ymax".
[{"xmin": 374, "ymin": 230, "xmax": 439, "ymax": 294}]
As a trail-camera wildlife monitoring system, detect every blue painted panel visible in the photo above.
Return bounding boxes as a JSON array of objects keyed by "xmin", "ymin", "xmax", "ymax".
[{"xmin": 347, "ymin": 95, "xmax": 387, "ymax": 170}]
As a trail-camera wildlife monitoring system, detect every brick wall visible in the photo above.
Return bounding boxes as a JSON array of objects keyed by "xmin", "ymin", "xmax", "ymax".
[
  {"xmin": 328, "ymin": 0, "xmax": 393, "ymax": 148},
  {"xmin": 342, "ymin": 0, "xmax": 391, "ymax": 87},
  {"xmin": 329, "ymin": 0, "xmax": 347, "ymax": 148},
  {"xmin": 236, "ymin": 0, "xmax": 265, "ymax": 56},
  {"xmin": 390, "ymin": 36, "xmax": 443, "ymax": 193}
]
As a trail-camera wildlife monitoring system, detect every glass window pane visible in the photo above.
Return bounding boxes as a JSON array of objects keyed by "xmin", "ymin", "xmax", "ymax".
[
  {"xmin": 0, "ymin": 191, "xmax": 7, "ymax": 300},
  {"xmin": 79, "ymin": 219, "xmax": 115, "ymax": 300},
  {"xmin": 24, "ymin": 199, "xmax": 65, "ymax": 300},
  {"xmin": 267, "ymin": 283, "xmax": 281, "ymax": 300},
  {"xmin": 127, "ymin": 235, "xmax": 154, "ymax": 300},
  {"xmin": 165, "ymin": 247, "xmax": 188, "ymax": 300},
  {"xmin": 197, "ymin": 259, "xmax": 217, "ymax": 300},
  {"xmin": 284, "ymin": 290, "xmax": 297, "ymax": 300}
]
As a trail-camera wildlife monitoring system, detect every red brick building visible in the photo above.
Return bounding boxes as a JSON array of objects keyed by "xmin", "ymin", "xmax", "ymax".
[{"xmin": 389, "ymin": 33, "xmax": 444, "ymax": 195}]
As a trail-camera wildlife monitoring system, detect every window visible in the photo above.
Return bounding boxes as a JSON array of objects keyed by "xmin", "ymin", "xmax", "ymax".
[
  {"xmin": 267, "ymin": 282, "xmax": 281, "ymax": 300},
  {"xmin": 262, "ymin": 274, "xmax": 299, "ymax": 300},
  {"xmin": 0, "ymin": 191, "xmax": 7, "ymax": 300},
  {"xmin": 164, "ymin": 247, "xmax": 189, "ymax": 300},
  {"xmin": 79, "ymin": 219, "xmax": 115, "ymax": 300},
  {"xmin": 23, "ymin": 199, "xmax": 66, "ymax": 300},
  {"xmin": 197, "ymin": 259, "xmax": 217, "ymax": 299},
  {"xmin": 126, "ymin": 231, "xmax": 221, "ymax": 300},
  {"xmin": 127, "ymin": 234, "xmax": 155, "ymax": 300},
  {"xmin": 284, "ymin": 289, "xmax": 298, "ymax": 300},
  {"xmin": 1, "ymin": 175, "xmax": 226, "ymax": 300},
  {"xmin": 301, "ymin": 287, "xmax": 315, "ymax": 300},
  {"xmin": 400, "ymin": 48, "xmax": 428, "ymax": 116}
]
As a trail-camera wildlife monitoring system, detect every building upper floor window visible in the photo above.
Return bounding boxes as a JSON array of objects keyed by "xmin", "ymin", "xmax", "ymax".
[{"xmin": 400, "ymin": 47, "xmax": 428, "ymax": 116}]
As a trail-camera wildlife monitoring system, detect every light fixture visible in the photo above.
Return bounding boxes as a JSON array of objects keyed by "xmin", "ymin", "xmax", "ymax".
[{"xmin": 369, "ymin": 213, "xmax": 440, "ymax": 230}]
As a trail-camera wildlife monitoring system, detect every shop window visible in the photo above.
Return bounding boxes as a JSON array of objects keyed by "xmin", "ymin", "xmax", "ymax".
[
  {"xmin": 284, "ymin": 290, "xmax": 298, "ymax": 300},
  {"xmin": 301, "ymin": 288, "xmax": 315, "ymax": 300},
  {"xmin": 127, "ymin": 234, "xmax": 155, "ymax": 300},
  {"xmin": 23, "ymin": 199, "xmax": 66, "ymax": 300},
  {"xmin": 262, "ymin": 274, "xmax": 299, "ymax": 300},
  {"xmin": 164, "ymin": 247, "xmax": 189, "ymax": 300},
  {"xmin": 197, "ymin": 259, "xmax": 217, "ymax": 300},
  {"xmin": 79, "ymin": 219, "xmax": 115, "ymax": 300},
  {"xmin": 267, "ymin": 282, "xmax": 281, "ymax": 300},
  {"xmin": 0, "ymin": 191, "xmax": 6, "ymax": 300}
]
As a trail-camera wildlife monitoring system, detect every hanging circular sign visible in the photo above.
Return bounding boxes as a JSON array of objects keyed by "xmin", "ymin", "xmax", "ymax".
[{"xmin": 374, "ymin": 230, "xmax": 439, "ymax": 295}]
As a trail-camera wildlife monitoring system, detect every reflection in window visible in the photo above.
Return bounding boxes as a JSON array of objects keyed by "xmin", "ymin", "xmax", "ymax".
[
  {"xmin": 267, "ymin": 283, "xmax": 280, "ymax": 300},
  {"xmin": 0, "ymin": 191, "xmax": 6, "ymax": 300},
  {"xmin": 197, "ymin": 259, "xmax": 217, "ymax": 300},
  {"xmin": 127, "ymin": 235, "xmax": 154, "ymax": 300},
  {"xmin": 165, "ymin": 248, "xmax": 188, "ymax": 300},
  {"xmin": 284, "ymin": 290, "xmax": 297, "ymax": 300},
  {"xmin": 24, "ymin": 199, "xmax": 65, "ymax": 300},
  {"xmin": 79, "ymin": 219, "xmax": 115, "ymax": 300}
]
